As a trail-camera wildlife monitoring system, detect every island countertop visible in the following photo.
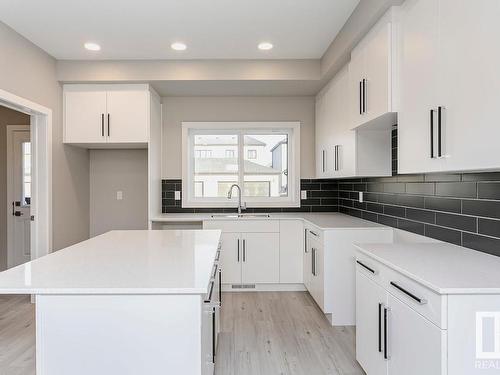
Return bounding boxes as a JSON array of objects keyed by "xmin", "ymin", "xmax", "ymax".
[{"xmin": 0, "ymin": 230, "xmax": 221, "ymax": 295}]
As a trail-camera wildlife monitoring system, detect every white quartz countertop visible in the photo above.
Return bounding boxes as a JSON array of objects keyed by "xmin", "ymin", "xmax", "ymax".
[
  {"xmin": 0, "ymin": 230, "xmax": 221, "ymax": 295},
  {"xmin": 355, "ymin": 242, "xmax": 500, "ymax": 294},
  {"xmin": 151, "ymin": 212, "xmax": 387, "ymax": 230}
]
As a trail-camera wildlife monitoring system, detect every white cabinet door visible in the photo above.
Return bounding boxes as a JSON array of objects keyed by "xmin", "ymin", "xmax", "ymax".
[
  {"xmin": 310, "ymin": 244, "xmax": 324, "ymax": 310},
  {"xmin": 279, "ymin": 220, "xmax": 303, "ymax": 283},
  {"xmin": 398, "ymin": 0, "xmax": 443, "ymax": 173},
  {"xmin": 365, "ymin": 19, "xmax": 392, "ymax": 123},
  {"xmin": 303, "ymin": 237, "xmax": 312, "ymax": 292},
  {"xmin": 64, "ymin": 90, "xmax": 107, "ymax": 144},
  {"xmin": 349, "ymin": 45, "xmax": 367, "ymax": 129},
  {"xmin": 106, "ymin": 90, "xmax": 149, "ymax": 144},
  {"xmin": 219, "ymin": 233, "xmax": 241, "ymax": 284},
  {"xmin": 437, "ymin": 0, "xmax": 500, "ymax": 171},
  {"xmin": 355, "ymin": 271, "xmax": 388, "ymax": 375},
  {"xmin": 201, "ymin": 304, "xmax": 215, "ymax": 375},
  {"xmin": 241, "ymin": 233, "xmax": 279, "ymax": 284},
  {"xmin": 387, "ymin": 294, "xmax": 444, "ymax": 375}
]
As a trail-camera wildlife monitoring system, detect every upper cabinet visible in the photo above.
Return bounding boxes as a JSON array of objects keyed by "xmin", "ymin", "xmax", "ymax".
[
  {"xmin": 315, "ymin": 66, "xmax": 392, "ymax": 178},
  {"xmin": 349, "ymin": 7, "xmax": 399, "ymax": 130},
  {"xmin": 398, "ymin": 0, "xmax": 500, "ymax": 174},
  {"xmin": 64, "ymin": 84, "xmax": 155, "ymax": 147}
]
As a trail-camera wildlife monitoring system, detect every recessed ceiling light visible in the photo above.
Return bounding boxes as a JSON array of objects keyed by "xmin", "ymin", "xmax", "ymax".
[
  {"xmin": 258, "ymin": 42, "xmax": 273, "ymax": 51},
  {"xmin": 171, "ymin": 42, "xmax": 187, "ymax": 51},
  {"xmin": 84, "ymin": 42, "xmax": 101, "ymax": 51}
]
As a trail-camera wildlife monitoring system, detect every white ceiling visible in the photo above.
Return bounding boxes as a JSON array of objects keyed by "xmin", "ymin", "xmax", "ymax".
[{"xmin": 0, "ymin": 0, "xmax": 359, "ymax": 60}]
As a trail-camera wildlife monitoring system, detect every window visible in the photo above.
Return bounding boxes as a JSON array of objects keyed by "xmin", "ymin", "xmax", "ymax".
[{"xmin": 182, "ymin": 122, "xmax": 300, "ymax": 208}]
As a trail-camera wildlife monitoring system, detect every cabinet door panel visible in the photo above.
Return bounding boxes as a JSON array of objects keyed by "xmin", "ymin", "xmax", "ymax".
[
  {"xmin": 279, "ymin": 220, "xmax": 303, "ymax": 283},
  {"xmin": 398, "ymin": 0, "xmax": 443, "ymax": 173},
  {"xmin": 219, "ymin": 233, "xmax": 241, "ymax": 284},
  {"xmin": 387, "ymin": 294, "xmax": 444, "ymax": 375},
  {"xmin": 356, "ymin": 271, "xmax": 388, "ymax": 375},
  {"xmin": 438, "ymin": 0, "xmax": 500, "ymax": 171},
  {"xmin": 106, "ymin": 90, "xmax": 149, "ymax": 143},
  {"xmin": 241, "ymin": 233, "xmax": 279, "ymax": 284},
  {"xmin": 64, "ymin": 90, "xmax": 107, "ymax": 143},
  {"xmin": 349, "ymin": 46, "xmax": 366, "ymax": 129}
]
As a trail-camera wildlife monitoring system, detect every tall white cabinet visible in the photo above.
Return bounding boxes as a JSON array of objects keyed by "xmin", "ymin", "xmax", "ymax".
[{"xmin": 398, "ymin": 0, "xmax": 500, "ymax": 173}]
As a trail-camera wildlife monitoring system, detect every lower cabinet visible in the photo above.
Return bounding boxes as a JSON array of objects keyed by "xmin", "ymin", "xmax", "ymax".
[{"xmin": 355, "ymin": 258, "xmax": 446, "ymax": 375}]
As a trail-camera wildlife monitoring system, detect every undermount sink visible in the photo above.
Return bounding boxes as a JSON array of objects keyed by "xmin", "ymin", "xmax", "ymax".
[{"xmin": 210, "ymin": 213, "xmax": 271, "ymax": 219}]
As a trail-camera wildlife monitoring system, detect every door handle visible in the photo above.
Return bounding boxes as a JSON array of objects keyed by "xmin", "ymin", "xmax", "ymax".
[
  {"xmin": 237, "ymin": 239, "xmax": 240, "ymax": 262},
  {"xmin": 437, "ymin": 106, "xmax": 443, "ymax": 157},
  {"xmin": 107, "ymin": 114, "xmax": 110, "ymax": 137},
  {"xmin": 390, "ymin": 282, "xmax": 427, "ymax": 305},
  {"xmin": 359, "ymin": 81, "xmax": 362, "ymax": 115},
  {"xmin": 322, "ymin": 150, "xmax": 326, "ymax": 173},
  {"xmin": 311, "ymin": 248, "xmax": 317, "ymax": 276},
  {"xmin": 101, "ymin": 113, "xmax": 104, "ymax": 137},
  {"xmin": 242, "ymin": 239, "xmax": 246, "ymax": 262},
  {"xmin": 384, "ymin": 307, "xmax": 390, "ymax": 360},
  {"xmin": 212, "ymin": 307, "xmax": 216, "ymax": 364},
  {"xmin": 378, "ymin": 303, "xmax": 383, "ymax": 353},
  {"xmin": 430, "ymin": 109, "xmax": 435, "ymax": 158},
  {"xmin": 304, "ymin": 228, "xmax": 308, "ymax": 253},
  {"xmin": 362, "ymin": 78, "xmax": 367, "ymax": 114}
]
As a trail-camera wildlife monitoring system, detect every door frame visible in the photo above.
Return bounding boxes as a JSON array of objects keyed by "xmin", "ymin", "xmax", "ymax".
[
  {"xmin": 0, "ymin": 88, "xmax": 52, "ymax": 266},
  {"xmin": 6, "ymin": 125, "xmax": 31, "ymax": 268}
]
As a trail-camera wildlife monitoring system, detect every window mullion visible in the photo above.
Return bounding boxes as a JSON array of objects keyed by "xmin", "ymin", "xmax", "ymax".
[{"xmin": 238, "ymin": 131, "xmax": 245, "ymax": 199}]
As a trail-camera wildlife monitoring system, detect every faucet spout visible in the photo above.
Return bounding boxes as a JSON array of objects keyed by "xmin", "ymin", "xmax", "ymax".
[{"xmin": 227, "ymin": 184, "xmax": 245, "ymax": 215}]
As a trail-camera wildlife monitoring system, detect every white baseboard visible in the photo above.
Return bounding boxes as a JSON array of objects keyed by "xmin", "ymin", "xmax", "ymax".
[{"xmin": 221, "ymin": 283, "xmax": 306, "ymax": 292}]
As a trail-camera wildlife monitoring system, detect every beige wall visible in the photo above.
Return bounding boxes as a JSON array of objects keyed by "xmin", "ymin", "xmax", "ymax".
[
  {"xmin": 162, "ymin": 96, "xmax": 316, "ymax": 179},
  {"xmin": 0, "ymin": 21, "xmax": 89, "ymax": 252},
  {"xmin": 89, "ymin": 150, "xmax": 148, "ymax": 237},
  {"xmin": 0, "ymin": 106, "xmax": 30, "ymax": 270}
]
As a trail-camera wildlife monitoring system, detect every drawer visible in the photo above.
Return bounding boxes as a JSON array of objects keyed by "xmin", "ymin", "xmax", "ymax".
[
  {"xmin": 355, "ymin": 251, "xmax": 446, "ymax": 329},
  {"xmin": 203, "ymin": 220, "xmax": 279, "ymax": 233},
  {"xmin": 306, "ymin": 226, "xmax": 323, "ymax": 243}
]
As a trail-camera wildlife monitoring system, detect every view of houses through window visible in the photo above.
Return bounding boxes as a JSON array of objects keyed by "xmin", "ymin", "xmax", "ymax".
[{"xmin": 193, "ymin": 133, "xmax": 288, "ymax": 198}]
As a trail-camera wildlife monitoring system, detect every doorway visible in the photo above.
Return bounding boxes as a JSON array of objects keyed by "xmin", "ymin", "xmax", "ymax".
[{"xmin": 6, "ymin": 124, "xmax": 31, "ymax": 268}]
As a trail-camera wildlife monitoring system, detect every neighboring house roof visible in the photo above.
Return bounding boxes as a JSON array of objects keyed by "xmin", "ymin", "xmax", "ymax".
[
  {"xmin": 195, "ymin": 158, "xmax": 281, "ymax": 175},
  {"xmin": 270, "ymin": 139, "xmax": 287, "ymax": 152},
  {"xmin": 195, "ymin": 135, "xmax": 265, "ymax": 146}
]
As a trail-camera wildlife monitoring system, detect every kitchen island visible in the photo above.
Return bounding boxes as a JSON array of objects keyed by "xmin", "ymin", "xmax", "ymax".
[{"xmin": 0, "ymin": 230, "xmax": 222, "ymax": 375}]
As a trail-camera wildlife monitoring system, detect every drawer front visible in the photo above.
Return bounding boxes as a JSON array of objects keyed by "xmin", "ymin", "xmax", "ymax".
[
  {"xmin": 355, "ymin": 250, "xmax": 446, "ymax": 329},
  {"xmin": 203, "ymin": 220, "xmax": 279, "ymax": 233},
  {"xmin": 306, "ymin": 226, "xmax": 323, "ymax": 243}
]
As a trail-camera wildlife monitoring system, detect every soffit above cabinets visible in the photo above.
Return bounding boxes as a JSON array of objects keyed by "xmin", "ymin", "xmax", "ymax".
[{"xmin": 0, "ymin": 0, "xmax": 359, "ymax": 60}]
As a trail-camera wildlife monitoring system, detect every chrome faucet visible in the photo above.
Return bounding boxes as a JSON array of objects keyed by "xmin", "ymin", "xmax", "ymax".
[{"xmin": 227, "ymin": 184, "xmax": 246, "ymax": 215}]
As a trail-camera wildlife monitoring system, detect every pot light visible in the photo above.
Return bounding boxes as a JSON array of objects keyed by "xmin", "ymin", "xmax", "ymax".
[
  {"xmin": 171, "ymin": 42, "xmax": 187, "ymax": 51},
  {"xmin": 258, "ymin": 42, "xmax": 273, "ymax": 51},
  {"xmin": 84, "ymin": 42, "xmax": 101, "ymax": 51}
]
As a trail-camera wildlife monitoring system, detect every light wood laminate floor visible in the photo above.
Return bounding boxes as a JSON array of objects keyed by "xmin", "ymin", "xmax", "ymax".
[
  {"xmin": 216, "ymin": 292, "xmax": 364, "ymax": 375},
  {"xmin": 0, "ymin": 292, "xmax": 363, "ymax": 375}
]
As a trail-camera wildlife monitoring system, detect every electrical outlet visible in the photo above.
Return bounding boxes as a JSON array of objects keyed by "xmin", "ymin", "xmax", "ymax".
[
  {"xmin": 359, "ymin": 191, "xmax": 363, "ymax": 203},
  {"xmin": 174, "ymin": 191, "xmax": 181, "ymax": 200},
  {"xmin": 301, "ymin": 190, "xmax": 307, "ymax": 200},
  {"xmin": 116, "ymin": 191, "xmax": 123, "ymax": 200}
]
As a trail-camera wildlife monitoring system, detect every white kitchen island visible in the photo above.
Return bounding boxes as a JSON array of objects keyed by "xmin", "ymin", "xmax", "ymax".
[{"xmin": 0, "ymin": 230, "xmax": 222, "ymax": 375}]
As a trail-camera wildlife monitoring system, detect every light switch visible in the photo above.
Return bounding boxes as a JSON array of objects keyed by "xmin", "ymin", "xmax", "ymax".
[
  {"xmin": 174, "ymin": 191, "xmax": 181, "ymax": 200},
  {"xmin": 116, "ymin": 191, "xmax": 123, "ymax": 200},
  {"xmin": 301, "ymin": 190, "xmax": 307, "ymax": 200}
]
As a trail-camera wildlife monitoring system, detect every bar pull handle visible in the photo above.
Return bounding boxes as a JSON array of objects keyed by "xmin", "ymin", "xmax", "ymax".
[
  {"xmin": 359, "ymin": 81, "xmax": 363, "ymax": 115},
  {"xmin": 378, "ymin": 303, "xmax": 383, "ymax": 353},
  {"xmin": 390, "ymin": 282, "xmax": 427, "ymax": 305},
  {"xmin": 384, "ymin": 307, "xmax": 390, "ymax": 360},
  {"xmin": 362, "ymin": 78, "xmax": 367, "ymax": 114},
  {"xmin": 437, "ymin": 106, "xmax": 443, "ymax": 157},
  {"xmin": 242, "ymin": 239, "xmax": 246, "ymax": 262},
  {"xmin": 430, "ymin": 109, "xmax": 435, "ymax": 158},
  {"xmin": 304, "ymin": 228, "xmax": 308, "ymax": 253},
  {"xmin": 107, "ymin": 113, "xmax": 110, "ymax": 137},
  {"xmin": 312, "ymin": 248, "xmax": 317, "ymax": 276},
  {"xmin": 237, "ymin": 239, "xmax": 240, "ymax": 262},
  {"xmin": 212, "ymin": 307, "xmax": 216, "ymax": 363},
  {"xmin": 322, "ymin": 150, "xmax": 326, "ymax": 173},
  {"xmin": 101, "ymin": 113, "xmax": 105, "ymax": 137},
  {"xmin": 308, "ymin": 230, "xmax": 319, "ymax": 237},
  {"xmin": 356, "ymin": 260, "xmax": 377, "ymax": 274}
]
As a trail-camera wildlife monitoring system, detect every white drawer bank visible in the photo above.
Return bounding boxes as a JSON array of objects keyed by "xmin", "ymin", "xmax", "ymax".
[
  {"xmin": 355, "ymin": 242, "xmax": 500, "ymax": 375},
  {"xmin": 153, "ymin": 212, "xmax": 393, "ymax": 326}
]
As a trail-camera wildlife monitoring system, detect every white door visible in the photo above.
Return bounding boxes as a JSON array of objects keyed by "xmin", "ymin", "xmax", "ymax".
[
  {"xmin": 64, "ymin": 90, "xmax": 107, "ymax": 143},
  {"xmin": 387, "ymin": 293, "xmax": 444, "ymax": 375},
  {"xmin": 398, "ymin": 0, "xmax": 443, "ymax": 173},
  {"xmin": 309, "ymin": 244, "xmax": 324, "ymax": 310},
  {"xmin": 355, "ymin": 271, "xmax": 388, "ymax": 375},
  {"xmin": 219, "ymin": 233, "xmax": 241, "ymax": 284},
  {"xmin": 438, "ymin": 0, "xmax": 500, "ymax": 171},
  {"xmin": 106, "ymin": 90, "xmax": 149, "ymax": 143},
  {"xmin": 241, "ymin": 233, "xmax": 279, "ymax": 284},
  {"xmin": 7, "ymin": 128, "xmax": 31, "ymax": 267},
  {"xmin": 349, "ymin": 43, "xmax": 367, "ymax": 128}
]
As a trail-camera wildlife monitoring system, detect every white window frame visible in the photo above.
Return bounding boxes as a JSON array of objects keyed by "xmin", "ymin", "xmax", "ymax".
[{"xmin": 182, "ymin": 121, "xmax": 300, "ymax": 208}]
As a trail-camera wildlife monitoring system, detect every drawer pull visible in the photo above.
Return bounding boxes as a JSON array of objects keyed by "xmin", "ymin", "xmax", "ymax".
[
  {"xmin": 384, "ymin": 307, "xmax": 390, "ymax": 360},
  {"xmin": 308, "ymin": 230, "xmax": 319, "ymax": 237},
  {"xmin": 204, "ymin": 281, "xmax": 215, "ymax": 303},
  {"xmin": 390, "ymin": 282, "xmax": 427, "ymax": 305},
  {"xmin": 356, "ymin": 260, "xmax": 377, "ymax": 275},
  {"xmin": 378, "ymin": 303, "xmax": 383, "ymax": 353}
]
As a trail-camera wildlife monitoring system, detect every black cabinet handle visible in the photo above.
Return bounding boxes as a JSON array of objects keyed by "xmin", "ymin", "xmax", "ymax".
[
  {"xmin": 237, "ymin": 239, "xmax": 240, "ymax": 262},
  {"xmin": 212, "ymin": 307, "xmax": 216, "ymax": 363},
  {"xmin": 378, "ymin": 303, "xmax": 383, "ymax": 353},
  {"xmin": 308, "ymin": 230, "xmax": 319, "ymax": 237},
  {"xmin": 362, "ymin": 79, "xmax": 367, "ymax": 114},
  {"xmin": 304, "ymin": 228, "xmax": 308, "ymax": 253},
  {"xmin": 383, "ymin": 307, "xmax": 389, "ymax": 360},
  {"xmin": 101, "ymin": 113, "xmax": 104, "ymax": 137},
  {"xmin": 430, "ymin": 109, "xmax": 435, "ymax": 158},
  {"xmin": 437, "ymin": 106, "xmax": 443, "ymax": 157},
  {"xmin": 359, "ymin": 81, "xmax": 363, "ymax": 114},
  {"xmin": 218, "ymin": 268, "xmax": 222, "ymax": 304},
  {"xmin": 390, "ymin": 282, "xmax": 427, "ymax": 305},
  {"xmin": 242, "ymin": 239, "xmax": 246, "ymax": 262},
  {"xmin": 107, "ymin": 114, "xmax": 110, "ymax": 137},
  {"xmin": 322, "ymin": 150, "xmax": 326, "ymax": 173},
  {"xmin": 356, "ymin": 260, "xmax": 376, "ymax": 274}
]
